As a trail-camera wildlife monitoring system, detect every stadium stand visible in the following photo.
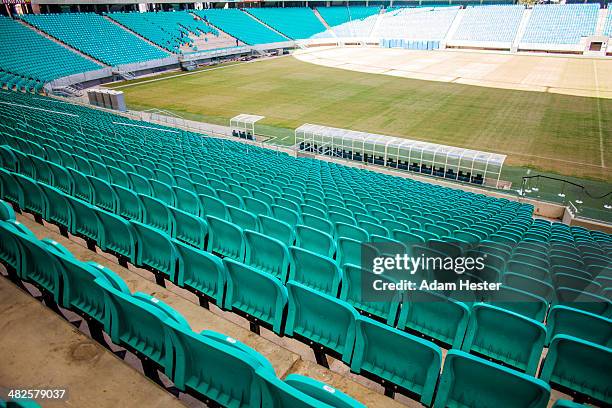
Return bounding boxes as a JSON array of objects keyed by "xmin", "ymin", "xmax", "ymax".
[
  {"xmin": 374, "ymin": 7, "xmax": 459, "ymax": 41},
  {"xmin": 192, "ymin": 9, "xmax": 287, "ymax": 45},
  {"xmin": 316, "ymin": 6, "xmax": 380, "ymax": 27},
  {"xmin": 21, "ymin": 13, "xmax": 170, "ymax": 66},
  {"xmin": 246, "ymin": 7, "xmax": 326, "ymax": 40},
  {"xmin": 604, "ymin": 5, "xmax": 612, "ymax": 36},
  {"xmin": 520, "ymin": 4, "xmax": 599, "ymax": 45},
  {"xmin": 451, "ymin": 5, "xmax": 525, "ymax": 44},
  {"xmin": 108, "ymin": 11, "xmax": 217, "ymax": 53},
  {"xmin": 0, "ymin": 16, "xmax": 101, "ymax": 87},
  {"xmin": 1, "ymin": 80, "xmax": 612, "ymax": 407}
]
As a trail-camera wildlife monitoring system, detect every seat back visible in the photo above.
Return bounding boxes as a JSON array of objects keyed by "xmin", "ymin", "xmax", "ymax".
[
  {"xmin": 175, "ymin": 241, "xmax": 226, "ymax": 305},
  {"xmin": 206, "ymin": 215, "xmax": 245, "ymax": 261},
  {"xmin": 169, "ymin": 207, "xmax": 207, "ymax": 250},
  {"xmin": 244, "ymin": 230, "xmax": 290, "ymax": 281},
  {"xmin": 131, "ymin": 221, "xmax": 178, "ymax": 280},
  {"xmin": 96, "ymin": 208, "xmax": 136, "ymax": 263},
  {"xmin": 139, "ymin": 194, "xmax": 174, "ymax": 235},
  {"xmin": 545, "ymin": 305, "xmax": 612, "ymax": 347},
  {"xmin": 289, "ymin": 246, "xmax": 341, "ymax": 296},
  {"xmin": 295, "ymin": 225, "xmax": 336, "ymax": 258},
  {"xmin": 258, "ymin": 215, "xmax": 294, "ymax": 246}
]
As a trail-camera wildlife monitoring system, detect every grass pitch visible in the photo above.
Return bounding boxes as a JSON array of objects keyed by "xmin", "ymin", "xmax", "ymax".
[{"xmin": 108, "ymin": 56, "xmax": 611, "ymax": 181}]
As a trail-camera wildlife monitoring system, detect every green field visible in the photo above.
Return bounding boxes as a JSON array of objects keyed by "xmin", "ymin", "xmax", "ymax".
[{"xmin": 108, "ymin": 56, "xmax": 611, "ymax": 183}]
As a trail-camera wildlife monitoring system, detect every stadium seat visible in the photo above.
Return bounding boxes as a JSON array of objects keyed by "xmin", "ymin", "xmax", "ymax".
[
  {"xmin": 540, "ymin": 335, "xmax": 611, "ymax": 404},
  {"xmin": 112, "ymin": 184, "xmax": 143, "ymax": 221},
  {"xmin": 286, "ymin": 281, "xmax": 359, "ymax": 364},
  {"xmin": 288, "ymin": 246, "xmax": 341, "ymax": 296},
  {"xmin": 96, "ymin": 208, "xmax": 137, "ymax": 264},
  {"xmin": 169, "ymin": 207, "xmax": 207, "ymax": 250},
  {"xmin": 199, "ymin": 194, "xmax": 229, "ymax": 220},
  {"xmin": 131, "ymin": 221, "xmax": 178, "ymax": 282},
  {"xmin": 295, "ymin": 225, "xmax": 336, "ymax": 258},
  {"xmin": 434, "ymin": 350, "xmax": 550, "ymax": 408},
  {"xmin": 351, "ymin": 316, "xmax": 441, "ymax": 404},
  {"xmin": 139, "ymin": 194, "xmax": 174, "ymax": 235},
  {"xmin": 462, "ymin": 303, "xmax": 546, "ymax": 375},
  {"xmin": 258, "ymin": 215, "xmax": 295, "ymax": 246},
  {"xmin": 228, "ymin": 205, "xmax": 258, "ymax": 231},
  {"xmin": 205, "ymin": 215, "xmax": 245, "ymax": 261},
  {"xmin": 545, "ymin": 305, "xmax": 611, "ymax": 347},
  {"xmin": 244, "ymin": 230, "xmax": 290, "ymax": 281},
  {"xmin": 175, "ymin": 240, "xmax": 225, "ymax": 306},
  {"xmin": 223, "ymin": 258, "xmax": 288, "ymax": 334}
]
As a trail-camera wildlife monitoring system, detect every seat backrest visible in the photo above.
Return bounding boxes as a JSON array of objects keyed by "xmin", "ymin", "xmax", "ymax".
[
  {"xmin": 228, "ymin": 205, "xmax": 258, "ymax": 231},
  {"xmin": 462, "ymin": 303, "xmax": 546, "ymax": 375},
  {"xmin": 244, "ymin": 230, "xmax": 290, "ymax": 281},
  {"xmin": 175, "ymin": 240, "xmax": 225, "ymax": 306},
  {"xmin": 131, "ymin": 221, "xmax": 178, "ymax": 281},
  {"xmin": 199, "ymin": 193, "xmax": 229, "ymax": 220},
  {"xmin": 546, "ymin": 305, "xmax": 612, "ymax": 347},
  {"xmin": 486, "ymin": 285, "xmax": 548, "ymax": 322},
  {"xmin": 257, "ymin": 215, "xmax": 295, "ymax": 246},
  {"xmin": 295, "ymin": 225, "xmax": 336, "ymax": 258},
  {"xmin": 289, "ymin": 246, "xmax": 341, "ymax": 297},
  {"xmin": 223, "ymin": 258, "xmax": 288, "ymax": 335},
  {"xmin": 352, "ymin": 316, "xmax": 441, "ymax": 406},
  {"xmin": 434, "ymin": 350, "xmax": 550, "ymax": 408},
  {"xmin": 95, "ymin": 208, "xmax": 136, "ymax": 263},
  {"xmin": 540, "ymin": 335, "xmax": 610, "ymax": 404},
  {"xmin": 284, "ymin": 373, "xmax": 366, "ymax": 408},
  {"xmin": 205, "ymin": 215, "xmax": 245, "ymax": 262},
  {"xmin": 286, "ymin": 281, "xmax": 359, "ymax": 363},
  {"xmin": 138, "ymin": 194, "xmax": 174, "ymax": 235},
  {"xmin": 172, "ymin": 186, "xmax": 200, "ymax": 215}
]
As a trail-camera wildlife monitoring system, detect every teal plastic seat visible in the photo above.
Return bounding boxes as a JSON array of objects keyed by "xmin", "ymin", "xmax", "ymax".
[
  {"xmin": 112, "ymin": 184, "xmax": 142, "ymax": 221},
  {"xmin": 487, "ymin": 285, "xmax": 548, "ymax": 322},
  {"xmin": 553, "ymin": 287, "xmax": 612, "ymax": 317},
  {"xmin": 205, "ymin": 215, "xmax": 245, "ymax": 261},
  {"xmin": 223, "ymin": 258, "xmax": 288, "ymax": 335},
  {"xmin": 295, "ymin": 225, "xmax": 336, "ymax": 258},
  {"xmin": 175, "ymin": 241, "xmax": 226, "ymax": 306},
  {"xmin": 47, "ymin": 161, "xmax": 73, "ymax": 194},
  {"xmin": 244, "ymin": 196, "xmax": 271, "ymax": 216},
  {"xmin": 434, "ymin": 350, "xmax": 550, "ymax": 408},
  {"xmin": 228, "ymin": 205, "xmax": 258, "ymax": 230},
  {"xmin": 271, "ymin": 204, "xmax": 300, "ymax": 227},
  {"xmin": 462, "ymin": 303, "xmax": 546, "ymax": 375},
  {"xmin": 217, "ymin": 189, "xmax": 244, "ymax": 208},
  {"xmin": 301, "ymin": 214, "xmax": 333, "ymax": 236},
  {"xmin": 397, "ymin": 290, "xmax": 470, "ymax": 349},
  {"xmin": 127, "ymin": 172, "xmax": 151, "ymax": 195},
  {"xmin": 16, "ymin": 236, "xmax": 64, "ymax": 301},
  {"xmin": 169, "ymin": 207, "xmax": 207, "ymax": 250},
  {"xmin": 65, "ymin": 195, "xmax": 99, "ymax": 243},
  {"xmin": 540, "ymin": 335, "xmax": 611, "ymax": 404},
  {"xmin": 546, "ymin": 305, "xmax": 612, "ymax": 347},
  {"xmin": 286, "ymin": 281, "xmax": 358, "ymax": 363},
  {"xmin": 172, "ymin": 186, "xmax": 200, "ymax": 215},
  {"xmin": 351, "ymin": 317, "xmax": 441, "ymax": 405},
  {"xmin": 29, "ymin": 155, "xmax": 53, "ymax": 185},
  {"xmin": 0, "ymin": 168, "xmax": 23, "ymax": 207},
  {"xmin": 87, "ymin": 175, "xmax": 118, "ymax": 213},
  {"xmin": 164, "ymin": 319, "xmax": 265, "ymax": 407},
  {"xmin": 283, "ymin": 374, "xmax": 365, "ymax": 408},
  {"xmin": 108, "ymin": 166, "xmax": 130, "ymax": 188},
  {"xmin": 97, "ymin": 279, "xmax": 181, "ymax": 371},
  {"xmin": 131, "ymin": 221, "xmax": 178, "ymax": 281},
  {"xmin": 244, "ymin": 230, "xmax": 290, "ymax": 281},
  {"xmin": 150, "ymin": 180, "xmax": 175, "ymax": 206},
  {"xmin": 258, "ymin": 215, "xmax": 294, "ymax": 246},
  {"xmin": 96, "ymin": 208, "xmax": 136, "ymax": 263},
  {"xmin": 14, "ymin": 173, "xmax": 45, "ymax": 218},
  {"xmin": 139, "ymin": 194, "xmax": 174, "ymax": 235},
  {"xmin": 552, "ymin": 400, "xmax": 589, "ymax": 408},
  {"xmin": 289, "ymin": 246, "xmax": 341, "ymax": 296},
  {"xmin": 39, "ymin": 184, "xmax": 70, "ymax": 230},
  {"xmin": 199, "ymin": 194, "xmax": 229, "ymax": 220},
  {"xmin": 0, "ymin": 199, "xmax": 15, "ymax": 221},
  {"xmin": 339, "ymin": 264, "xmax": 401, "ymax": 326},
  {"xmin": 503, "ymin": 272, "xmax": 555, "ymax": 302},
  {"xmin": 68, "ymin": 168, "xmax": 93, "ymax": 202},
  {"xmin": 506, "ymin": 260, "xmax": 550, "ymax": 282}
]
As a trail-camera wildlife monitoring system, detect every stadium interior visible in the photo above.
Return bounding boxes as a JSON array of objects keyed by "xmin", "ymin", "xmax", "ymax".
[{"xmin": 0, "ymin": 1, "xmax": 611, "ymax": 408}]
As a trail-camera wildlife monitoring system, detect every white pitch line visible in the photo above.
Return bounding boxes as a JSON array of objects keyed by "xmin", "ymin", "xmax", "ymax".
[{"xmin": 593, "ymin": 60, "xmax": 606, "ymax": 169}]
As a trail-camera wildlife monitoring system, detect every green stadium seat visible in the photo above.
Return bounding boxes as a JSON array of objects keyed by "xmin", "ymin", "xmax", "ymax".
[
  {"xmin": 46, "ymin": 161, "xmax": 73, "ymax": 194},
  {"xmin": 339, "ymin": 264, "xmax": 401, "ymax": 326},
  {"xmin": 553, "ymin": 272, "xmax": 602, "ymax": 294},
  {"xmin": 487, "ymin": 285, "xmax": 549, "ymax": 322},
  {"xmin": 16, "ymin": 236, "xmax": 64, "ymax": 302},
  {"xmin": 29, "ymin": 155, "xmax": 53, "ymax": 185},
  {"xmin": 462, "ymin": 303, "xmax": 546, "ymax": 375},
  {"xmin": 244, "ymin": 230, "xmax": 290, "ymax": 281},
  {"xmin": 68, "ymin": 168, "xmax": 93, "ymax": 202},
  {"xmin": 175, "ymin": 240, "xmax": 226, "ymax": 306},
  {"xmin": 149, "ymin": 179, "xmax": 175, "ymax": 206},
  {"xmin": 131, "ymin": 221, "xmax": 178, "ymax": 282},
  {"xmin": 205, "ymin": 215, "xmax": 245, "ymax": 261},
  {"xmin": 258, "ymin": 215, "xmax": 295, "ymax": 246},
  {"xmin": 284, "ymin": 373, "xmax": 366, "ymax": 408},
  {"xmin": 217, "ymin": 189, "xmax": 244, "ymax": 208},
  {"xmin": 392, "ymin": 230, "xmax": 426, "ymax": 245},
  {"xmin": 108, "ymin": 166, "xmax": 130, "ymax": 188},
  {"xmin": 0, "ymin": 199, "xmax": 14, "ymax": 221},
  {"xmin": 553, "ymin": 287, "xmax": 612, "ymax": 317},
  {"xmin": 96, "ymin": 208, "xmax": 136, "ymax": 264},
  {"xmin": 295, "ymin": 225, "xmax": 335, "ymax": 258},
  {"xmin": 127, "ymin": 172, "xmax": 152, "ymax": 195},
  {"xmin": 546, "ymin": 305, "xmax": 612, "ymax": 347},
  {"xmin": 244, "ymin": 196, "xmax": 271, "ymax": 216},
  {"xmin": 286, "ymin": 281, "xmax": 359, "ymax": 364},
  {"xmin": 172, "ymin": 186, "xmax": 200, "ymax": 215},
  {"xmin": 199, "ymin": 194, "xmax": 229, "ymax": 220},
  {"xmin": 337, "ymin": 238, "xmax": 379, "ymax": 269},
  {"xmin": 14, "ymin": 173, "xmax": 45, "ymax": 219},
  {"xmin": 506, "ymin": 260, "xmax": 550, "ymax": 282},
  {"xmin": 169, "ymin": 207, "xmax": 207, "ymax": 250},
  {"xmin": 112, "ymin": 184, "xmax": 142, "ymax": 221},
  {"xmin": 301, "ymin": 213, "xmax": 334, "ymax": 236},
  {"xmin": 551, "ymin": 400, "xmax": 589, "ymax": 408},
  {"xmin": 397, "ymin": 290, "xmax": 470, "ymax": 349},
  {"xmin": 540, "ymin": 335, "xmax": 611, "ymax": 404},
  {"xmin": 65, "ymin": 195, "xmax": 99, "ymax": 243},
  {"xmin": 228, "ymin": 205, "xmax": 258, "ymax": 231},
  {"xmin": 288, "ymin": 246, "xmax": 341, "ymax": 296},
  {"xmin": 223, "ymin": 258, "xmax": 288, "ymax": 334},
  {"xmin": 434, "ymin": 350, "xmax": 550, "ymax": 408},
  {"xmin": 503, "ymin": 272, "xmax": 555, "ymax": 302},
  {"xmin": 39, "ymin": 183, "xmax": 70, "ymax": 231},
  {"xmin": 351, "ymin": 317, "xmax": 441, "ymax": 405},
  {"xmin": 334, "ymin": 222, "xmax": 368, "ymax": 242},
  {"xmin": 272, "ymin": 204, "xmax": 300, "ymax": 227},
  {"xmin": 139, "ymin": 194, "xmax": 173, "ymax": 235},
  {"xmin": 87, "ymin": 175, "xmax": 118, "ymax": 213}
]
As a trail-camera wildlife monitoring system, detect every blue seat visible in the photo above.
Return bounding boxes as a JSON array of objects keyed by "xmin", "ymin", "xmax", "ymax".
[{"xmin": 258, "ymin": 215, "xmax": 295, "ymax": 246}]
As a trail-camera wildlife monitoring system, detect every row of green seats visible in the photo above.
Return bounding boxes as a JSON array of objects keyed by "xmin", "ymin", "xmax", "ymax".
[
  {"xmin": 0, "ymin": 199, "xmax": 365, "ymax": 408},
  {"xmin": 0, "ymin": 71, "xmax": 44, "ymax": 94}
]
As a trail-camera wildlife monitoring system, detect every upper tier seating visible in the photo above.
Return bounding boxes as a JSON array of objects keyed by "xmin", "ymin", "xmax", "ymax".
[
  {"xmin": 192, "ymin": 9, "xmax": 287, "ymax": 45},
  {"xmin": 604, "ymin": 5, "xmax": 612, "ymax": 36},
  {"xmin": 317, "ymin": 6, "xmax": 380, "ymax": 27},
  {"xmin": 312, "ymin": 6, "xmax": 380, "ymax": 39},
  {"xmin": 521, "ymin": 4, "xmax": 599, "ymax": 45},
  {"xmin": 21, "ymin": 13, "xmax": 170, "ymax": 66},
  {"xmin": 107, "ymin": 11, "xmax": 216, "ymax": 53},
  {"xmin": 0, "ymin": 90, "xmax": 611, "ymax": 407},
  {"xmin": 246, "ymin": 7, "xmax": 326, "ymax": 40},
  {"xmin": 374, "ymin": 7, "xmax": 459, "ymax": 40},
  {"xmin": 451, "ymin": 5, "xmax": 525, "ymax": 43},
  {"xmin": 0, "ymin": 16, "xmax": 101, "ymax": 84}
]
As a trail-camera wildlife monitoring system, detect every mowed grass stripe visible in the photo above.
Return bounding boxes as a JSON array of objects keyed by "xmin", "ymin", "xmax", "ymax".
[{"xmin": 116, "ymin": 57, "xmax": 611, "ymax": 181}]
